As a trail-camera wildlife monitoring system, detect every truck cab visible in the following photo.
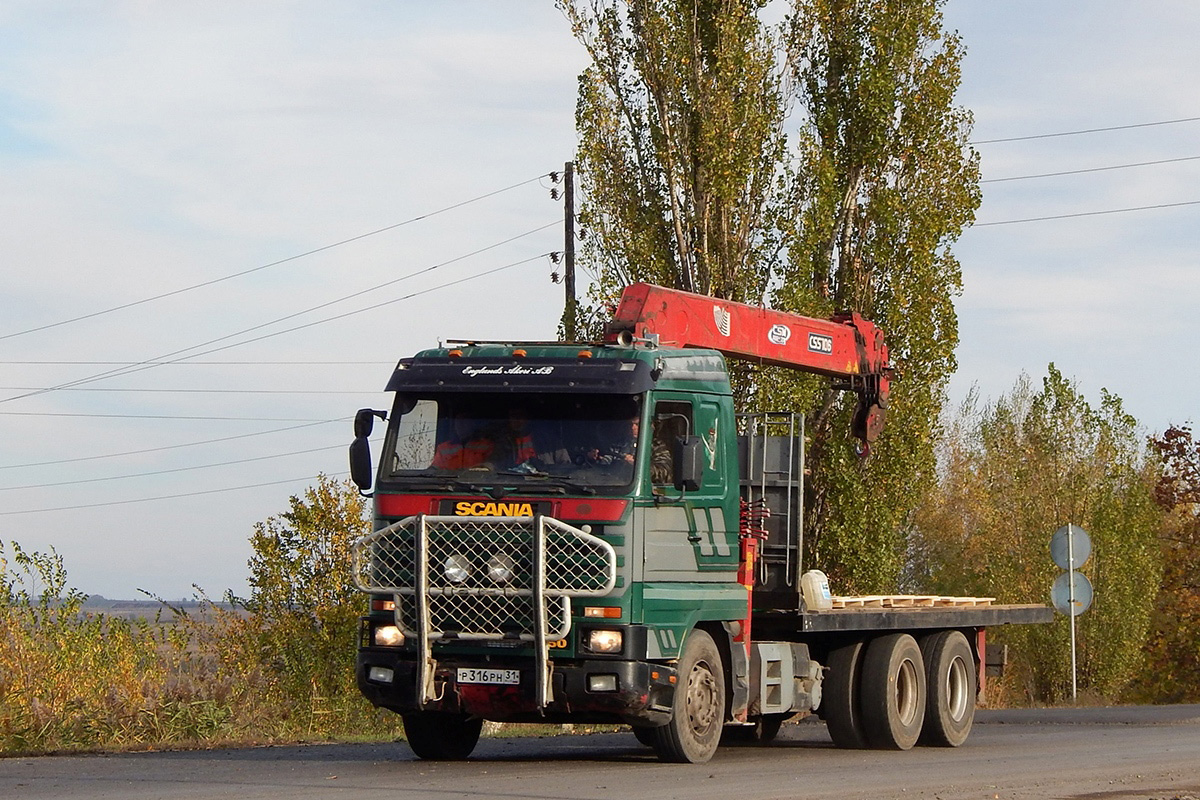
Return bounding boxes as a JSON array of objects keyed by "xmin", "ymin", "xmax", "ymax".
[{"xmin": 352, "ymin": 341, "xmax": 762, "ymax": 761}]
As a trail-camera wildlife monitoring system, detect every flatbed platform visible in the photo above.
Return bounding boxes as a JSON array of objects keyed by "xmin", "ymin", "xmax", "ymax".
[{"xmin": 754, "ymin": 603, "xmax": 1054, "ymax": 635}]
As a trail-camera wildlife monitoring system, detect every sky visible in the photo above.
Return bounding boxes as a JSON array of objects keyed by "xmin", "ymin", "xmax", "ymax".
[{"xmin": 1, "ymin": 2, "xmax": 1197, "ymax": 599}]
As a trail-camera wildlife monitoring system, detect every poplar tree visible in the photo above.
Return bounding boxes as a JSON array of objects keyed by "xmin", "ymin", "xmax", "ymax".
[
  {"xmin": 559, "ymin": 0, "xmax": 789, "ymax": 322},
  {"xmin": 563, "ymin": 0, "xmax": 981, "ymax": 592},
  {"xmin": 761, "ymin": 0, "xmax": 980, "ymax": 590}
]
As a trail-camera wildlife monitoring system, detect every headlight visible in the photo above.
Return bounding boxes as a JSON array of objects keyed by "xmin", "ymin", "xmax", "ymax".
[
  {"xmin": 486, "ymin": 553, "xmax": 516, "ymax": 584},
  {"xmin": 443, "ymin": 553, "xmax": 470, "ymax": 584},
  {"xmin": 372, "ymin": 625, "xmax": 405, "ymax": 647},
  {"xmin": 585, "ymin": 629, "xmax": 623, "ymax": 654}
]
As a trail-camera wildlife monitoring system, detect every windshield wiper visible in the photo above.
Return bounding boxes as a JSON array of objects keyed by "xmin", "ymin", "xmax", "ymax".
[
  {"xmin": 397, "ymin": 475, "xmax": 484, "ymax": 493},
  {"xmin": 495, "ymin": 471, "xmax": 597, "ymax": 495}
]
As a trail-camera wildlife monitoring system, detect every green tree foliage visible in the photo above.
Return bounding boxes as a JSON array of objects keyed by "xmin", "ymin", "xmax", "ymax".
[
  {"xmin": 763, "ymin": 0, "xmax": 981, "ymax": 591},
  {"xmin": 233, "ymin": 474, "xmax": 370, "ymax": 722},
  {"xmin": 1131, "ymin": 425, "xmax": 1200, "ymax": 702},
  {"xmin": 560, "ymin": 0, "xmax": 790, "ymax": 324},
  {"xmin": 912, "ymin": 367, "xmax": 1162, "ymax": 704}
]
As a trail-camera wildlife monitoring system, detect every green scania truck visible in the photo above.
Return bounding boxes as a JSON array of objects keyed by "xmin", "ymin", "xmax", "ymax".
[{"xmin": 348, "ymin": 283, "xmax": 1051, "ymax": 763}]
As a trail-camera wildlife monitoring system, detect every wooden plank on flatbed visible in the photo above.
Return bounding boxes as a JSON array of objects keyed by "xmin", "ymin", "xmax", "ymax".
[{"xmin": 830, "ymin": 594, "xmax": 996, "ymax": 609}]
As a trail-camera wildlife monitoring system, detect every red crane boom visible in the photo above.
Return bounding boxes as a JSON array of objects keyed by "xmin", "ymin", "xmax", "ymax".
[{"xmin": 603, "ymin": 282, "xmax": 892, "ymax": 445}]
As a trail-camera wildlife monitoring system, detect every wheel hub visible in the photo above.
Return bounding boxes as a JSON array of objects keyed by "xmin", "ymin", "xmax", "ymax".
[{"xmin": 686, "ymin": 661, "xmax": 720, "ymax": 734}]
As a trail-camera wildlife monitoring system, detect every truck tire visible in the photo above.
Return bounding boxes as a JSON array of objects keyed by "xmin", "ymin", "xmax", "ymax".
[
  {"xmin": 918, "ymin": 630, "xmax": 976, "ymax": 747},
  {"xmin": 860, "ymin": 633, "xmax": 926, "ymax": 750},
  {"xmin": 652, "ymin": 628, "xmax": 725, "ymax": 763},
  {"xmin": 401, "ymin": 712, "xmax": 483, "ymax": 760},
  {"xmin": 823, "ymin": 640, "xmax": 869, "ymax": 749}
]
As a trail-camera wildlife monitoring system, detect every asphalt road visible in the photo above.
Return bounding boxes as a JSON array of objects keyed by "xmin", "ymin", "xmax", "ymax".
[{"xmin": 4, "ymin": 706, "xmax": 1200, "ymax": 800}]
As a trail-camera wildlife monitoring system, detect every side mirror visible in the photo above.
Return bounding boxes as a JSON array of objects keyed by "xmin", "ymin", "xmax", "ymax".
[
  {"xmin": 673, "ymin": 436, "xmax": 703, "ymax": 492},
  {"xmin": 354, "ymin": 408, "xmax": 385, "ymax": 438},
  {"xmin": 350, "ymin": 409, "xmax": 386, "ymax": 493},
  {"xmin": 349, "ymin": 436, "xmax": 373, "ymax": 492}
]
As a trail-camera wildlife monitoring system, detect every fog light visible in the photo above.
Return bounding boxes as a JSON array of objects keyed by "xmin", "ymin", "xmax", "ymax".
[
  {"xmin": 368, "ymin": 666, "xmax": 394, "ymax": 684},
  {"xmin": 373, "ymin": 625, "xmax": 405, "ymax": 647},
  {"xmin": 486, "ymin": 553, "xmax": 516, "ymax": 584},
  {"xmin": 443, "ymin": 553, "xmax": 470, "ymax": 584},
  {"xmin": 586, "ymin": 629, "xmax": 623, "ymax": 654},
  {"xmin": 588, "ymin": 673, "xmax": 619, "ymax": 692}
]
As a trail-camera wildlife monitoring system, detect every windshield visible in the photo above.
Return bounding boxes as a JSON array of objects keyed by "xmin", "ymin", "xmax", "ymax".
[{"xmin": 381, "ymin": 392, "xmax": 642, "ymax": 492}]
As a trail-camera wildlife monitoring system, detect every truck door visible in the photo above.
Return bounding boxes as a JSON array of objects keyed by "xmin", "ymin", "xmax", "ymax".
[{"xmin": 641, "ymin": 395, "xmax": 738, "ymax": 581}]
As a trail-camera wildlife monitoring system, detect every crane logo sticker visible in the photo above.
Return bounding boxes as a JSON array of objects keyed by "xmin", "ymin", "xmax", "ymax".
[
  {"xmin": 767, "ymin": 324, "xmax": 791, "ymax": 346},
  {"xmin": 808, "ymin": 333, "xmax": 834, "ymax": 354},
  {"xmin": 712, "ymin": 305, "xmax": 732, "ymax": 337}
]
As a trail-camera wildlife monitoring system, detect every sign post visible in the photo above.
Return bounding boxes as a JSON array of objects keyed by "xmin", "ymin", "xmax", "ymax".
[{"xmin": 1050, "ymin": 524, "xmax": 1092, "ymax": 703}]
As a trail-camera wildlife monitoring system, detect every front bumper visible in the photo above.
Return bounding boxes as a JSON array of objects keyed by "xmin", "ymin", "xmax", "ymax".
[{"xmin": 357, "ymin": 648, "xmax": 677, "ymax": 726}]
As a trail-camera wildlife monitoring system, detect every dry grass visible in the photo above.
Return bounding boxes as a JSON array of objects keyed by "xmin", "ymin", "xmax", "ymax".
[{"xmin": 0, "ymin": 541, "xmax": 402, "ymax": 756}]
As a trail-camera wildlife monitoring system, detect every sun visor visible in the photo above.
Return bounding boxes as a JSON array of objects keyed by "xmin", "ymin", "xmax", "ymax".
[{"xmin": 385, "ymin": 357, "xmax": 656, "ymax": 394}]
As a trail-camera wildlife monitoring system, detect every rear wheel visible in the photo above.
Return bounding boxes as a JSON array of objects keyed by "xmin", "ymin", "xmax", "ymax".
[
  {"xmin": 401, "ymin": 712, "xmax": 483, "ymax": 760},
  {"xmin": 823, "ymin": 640, "xmax": 869, "ymax": 749},
  {"xmin": 919, "ymin": 630, "xmax": 976, "ymax": 747},
  {"xmin": 652, "ymin": 629, "xmax": 725, "ymax": 763},
  {"xmin": 860, "ymin": 633, "xmax": 926, "ymax": 750}
]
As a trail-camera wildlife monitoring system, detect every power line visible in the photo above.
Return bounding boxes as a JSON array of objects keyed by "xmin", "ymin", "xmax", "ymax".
[
  {"xmin": 0, "ymin": 360, "xmax": 394, "ymax": 366},
  {"xmin": 0, "ymin": 227, "xmax": 557, "ymax": 405},
  {"xmin": 82, "ymin": 252, "xmax": 553, "ymax": 384},
  {"xmin": 973, "ymin": 115, "xmax": 1200, "ymax": 145},
  {"xmin": 0, "ymin": 443, "xmax": 356, "ymax": 491},
  {"xmin": 0, "ymin": 387, "xmax": 377, "ymax": 394},
  {"xmin": 0, "ymin": 419, "xmax": 342, "ymax": 470},
  {"xmin": 0, "ymin": 474, "xmax": 330, "ymax": 516},
  {"xmin": 975, "ymin": 199, "xmax": 1200, "ymax": 227},
  {"xmin": 0, "ymin": 412, "xmax": 333, "ymax": 421},
  {"xmin": 162, "ymin": 252, "xmax": 551, "ymax": 361},
  {"xmin": 0, "ymin": 174, "xmax": 551, "ymax": 343},
  {"xmin": 982, "ymin": 154, "xmax": 1200, "ymax": 183}
]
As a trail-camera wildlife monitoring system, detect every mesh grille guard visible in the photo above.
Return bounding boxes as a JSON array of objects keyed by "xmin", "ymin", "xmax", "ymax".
[{"xmin": 352, "ymin": 514, "xmax": 617, "ymax": 709}]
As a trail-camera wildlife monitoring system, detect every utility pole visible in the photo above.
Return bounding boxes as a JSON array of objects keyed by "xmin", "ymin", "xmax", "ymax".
[{"xmin": 563, "ymin": 160, "xmax": 577, "ymax": 341}]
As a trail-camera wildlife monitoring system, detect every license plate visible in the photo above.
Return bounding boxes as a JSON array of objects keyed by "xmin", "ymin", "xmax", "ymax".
[{"xmin": 456, "ymin": 668, "xmax": 520, "ymax": 686}]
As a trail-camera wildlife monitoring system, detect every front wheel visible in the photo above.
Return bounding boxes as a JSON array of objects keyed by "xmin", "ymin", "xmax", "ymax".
[
  {"xmin": 401, "ymin": 712, "xmax": 483, "ymax": 760},
  {"xmin": 652, "ymin": 628, "xmax": 726, "ymax": 763}
]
